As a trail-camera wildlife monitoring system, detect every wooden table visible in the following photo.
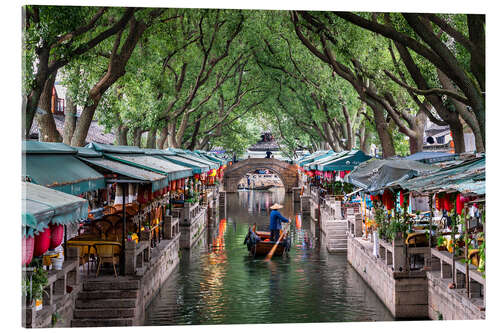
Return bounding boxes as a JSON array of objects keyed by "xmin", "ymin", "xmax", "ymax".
[{"xmin": 67, "ymin": 240, "xmax": 122, "ymax": 275}]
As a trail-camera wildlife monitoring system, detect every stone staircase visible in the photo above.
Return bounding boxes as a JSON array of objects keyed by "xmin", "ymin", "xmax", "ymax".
[
  {"xmin": 325, "ymin": 219, "xmax": 348, "ymax": 253},
  {"xmin": 71, "ymin": 279, "xmax": 140, "ymax": 327}
]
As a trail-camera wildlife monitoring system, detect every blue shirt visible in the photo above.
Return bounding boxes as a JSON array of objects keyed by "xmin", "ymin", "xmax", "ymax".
[{"xmin": 269, "ymin": 210, "xmax": 289, "ymax": 230}]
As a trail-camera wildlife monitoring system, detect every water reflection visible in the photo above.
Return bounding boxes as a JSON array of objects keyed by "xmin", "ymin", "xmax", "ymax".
[{"xmin": 144, "ymin": 189, "xmax": 394, "ymax": 325}]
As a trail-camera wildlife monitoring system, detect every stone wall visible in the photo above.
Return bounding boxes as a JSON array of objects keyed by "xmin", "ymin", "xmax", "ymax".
[
  {"xmin": 223, "ymin": 158, "xmax": 298, "ymax": 192},
  {"xmin": 427, "ymin": 271, "xmax": 485, "ymax": 320},
  {"xmin": 347, "ymin": 236, "xmax": 428, "ymax": 319},
  {"xmin": 135, "ymin": 235, "xmax": 180, "ymax": 325}
]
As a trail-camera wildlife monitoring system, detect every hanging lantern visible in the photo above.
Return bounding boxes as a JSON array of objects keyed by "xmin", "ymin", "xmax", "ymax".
[
  {"xmin": 435, "ymin": 195, "xmax": 441, "ymax": 211},
  {"xmin": 443, "ymin": 193, "xmax": 452, "ymax": 212},
  {"xmin": 339, "ymin": 171, "xmax": 345, "ymax": 179},
  {"xmin": 49, "ymin": 223, "xmax": 64, "ymax": 250},
  {"xmin": 194, "ymin": 173, "xmax": 200, "ymax": 180},
  {"xmin": 399, "ymin": 192, "xmax": 405, "ymax": 207},
  {"xmin": 382, "ymin": 189, "xmax": 394, "ymax": 211},
  {"xmin": 456, "ymin": 193, "xmax": 465, "ymax": 215},
  {"xmin": 181, "ymin": 178, "xmax": 185, "ymax": 187},
  {"xmin": 34, "ymin": 227, "xmax": 51, "ymax": 257},
  {"xmin": 171, "ymin": 181, "xmax": 176, "ymax": 191},
  {"xmin": 22, "ymin": 235, "xmax": 35, "ymax": 266}
]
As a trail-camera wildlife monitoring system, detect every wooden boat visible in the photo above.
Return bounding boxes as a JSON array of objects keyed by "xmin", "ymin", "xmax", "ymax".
[
  {"xmin": 243, "ymin": 228, "xmax": 290, "ymax": 257},
  {"xmin": 253, "ymin": 184, "xmax": 274, "ymax": 191}
]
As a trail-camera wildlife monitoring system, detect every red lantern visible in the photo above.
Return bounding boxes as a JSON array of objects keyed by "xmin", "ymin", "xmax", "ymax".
[
  {"xmin": 443, "ymin": 193, "xmax": 452, "ymax": 212},
  {"xmin": 194, "ymin": 174, "xmax": 200, "ymax": 180},
  {"xmin": 456, "ymin": 193, "xmax": 465, "ymax": 215},
  {"xmin": 181, "ymin": 178, "xmax": 185, "ymax": 187},
  {"xmin": 435, "ymin": 195, "xmax": 441, "ymax": 211},
  {"xmin": 22, "ymin": 235, "xmax": 35, "ymax": 266},
  {"xmin": 49, "ymin": 223, "xmax": 64, "ymax": 250},
  {"xmin": 339, "ymin": 171, "xmax": 345, "ymax": 179},
  {"xmin": 34, "ymin": 227, "xmax": 51, "ymax": 257},
  {"xmin": 399, "ymin": 192, "xmax": 405, "ymax": 207},
  {"xmin": 382, "ymin": 189, "xmax": 394, "ymax": 210},
  {"xmin": 177, "ymin": 179, "xmax": 182, "ymax": 189},
  {"xmin": 171, "ymin": 181, "xmax": 176, "ymax": 191}
]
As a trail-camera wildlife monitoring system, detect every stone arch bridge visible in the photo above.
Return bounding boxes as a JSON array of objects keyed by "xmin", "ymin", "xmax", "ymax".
[{"xmin": 223, "ymin": 158, "xmax": 298, "ymax": 193}]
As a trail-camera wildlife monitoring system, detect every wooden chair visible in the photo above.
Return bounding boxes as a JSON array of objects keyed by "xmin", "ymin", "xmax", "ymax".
[
  {"xmin": 94, "ymin": 219, "xmax": 113, "ymax": 239},
  {"xmin": 94, "ymin": 243, "xmax": 122, "ymax": 278}
]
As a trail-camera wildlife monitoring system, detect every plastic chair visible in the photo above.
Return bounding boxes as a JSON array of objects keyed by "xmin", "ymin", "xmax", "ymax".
[{"xmin": 94, "ymin": 243, "xmax": 121, "ymax": 278}]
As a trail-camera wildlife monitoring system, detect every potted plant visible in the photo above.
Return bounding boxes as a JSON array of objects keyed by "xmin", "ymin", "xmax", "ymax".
[
  {"xmin": 24, "ymin": 266, "xmax": 48, "ymax": 311},
  {"xmin": 436, "ymin": 236, "xmax": 447, "ymax": 251}
]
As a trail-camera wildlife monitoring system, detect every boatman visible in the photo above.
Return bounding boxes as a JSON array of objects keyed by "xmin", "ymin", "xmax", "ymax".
[{"xmin": 269, "ymin": 203, "xmax": 289, "ymax": 242}]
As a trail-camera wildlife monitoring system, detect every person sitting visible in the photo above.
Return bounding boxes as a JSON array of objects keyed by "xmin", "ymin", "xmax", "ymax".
[{"xmin": 269, "ymin": 203, "xmax": 289, "ymax": 242}]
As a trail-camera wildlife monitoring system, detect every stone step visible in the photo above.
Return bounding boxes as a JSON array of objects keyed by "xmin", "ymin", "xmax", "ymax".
[
  {"xmin": 73, "ymin": 307, "xmax": 135, "ymax": 319},
  {"xmin": 71, "ymin": 318, "xmax": 134, "ymax": 327},
  {"xmin": 76, "ymin": 298, "xmax": 137, "ymax": 309},
  {"xmin": 83, "ymin": 280, "xmax": 140, "ymax": 291},
  {"xmin": 78, "ymin": 289, "xmax": 139, "ymax": 300}
]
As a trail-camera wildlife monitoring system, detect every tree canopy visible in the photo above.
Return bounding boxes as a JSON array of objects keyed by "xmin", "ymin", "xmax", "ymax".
[{"xmin": 23, "ymin": 6, "xmax": 485, "ymax": 158}]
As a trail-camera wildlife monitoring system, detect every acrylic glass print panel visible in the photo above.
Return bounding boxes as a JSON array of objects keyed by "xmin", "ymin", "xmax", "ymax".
[{"xmin": 21, "ymin": 3, "xmax": 485, "ymax": 328}]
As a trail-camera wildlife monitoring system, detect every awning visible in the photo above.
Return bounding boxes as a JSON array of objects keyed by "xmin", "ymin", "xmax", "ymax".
[
  {"xmin": 161, "ymin": 155, "xmax": 209, "ymax": 174},
  {"xmin": 78, "ymin": 157, "xmax": 170, "ymax": 192},
  {"xmin": 23, "ymin": 141, "xmax": 106, "ymax": 195},
  {"xmin": 404, "ymin": 151, "xmax": 457, "ymax": 164},
  {"xmin": 397, "ymin": 156, "xmax": 485, "ymax": 196},
  {"xmin": 22, "ymin": 182, "xmax": 89, "ymax": 237},
  {"xmin": 299, "ymin": 150, "xmax": 334, "ymax": 168},
  {"xmin": 308, "ymin": 151, "xmax": 346, "ymax": 170},
  {"xmin": 173, "ymin": 150, "xmax": 219, "ymax": 169},
  {"xmin": 346, "ymin": 158, "xmax": 437, "ymax": 193},
  {"xmin": 86, "ymin": 142, "xmax": 145, "ymax": 154},
  {"xmin": 104, "ymin": 154, "xmax": 192, "ymax": 181},
  {"xmin": 317, "ymin": 150, "xmax": 371, "ymax": 171}
]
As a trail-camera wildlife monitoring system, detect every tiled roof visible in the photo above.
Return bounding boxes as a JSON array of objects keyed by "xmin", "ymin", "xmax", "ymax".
[{"xmin": 29, "ymin": 114, "xmax": 115, "ymax": 145}]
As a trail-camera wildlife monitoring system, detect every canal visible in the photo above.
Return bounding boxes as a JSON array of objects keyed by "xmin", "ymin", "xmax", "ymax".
[{"xmin": 144, "ymin": 190, "xmax": 394, "ymax": 325}]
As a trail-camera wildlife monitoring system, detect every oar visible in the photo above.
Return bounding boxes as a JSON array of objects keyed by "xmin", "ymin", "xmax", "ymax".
[{"xmin": 265, "ymin": 218, "xmax": 290, "ymax": 261}]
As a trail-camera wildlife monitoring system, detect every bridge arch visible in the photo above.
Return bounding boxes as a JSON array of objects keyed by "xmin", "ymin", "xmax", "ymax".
[{"xmin": 223, "ymin": 158, "xmax": 298, "ymax": 193}]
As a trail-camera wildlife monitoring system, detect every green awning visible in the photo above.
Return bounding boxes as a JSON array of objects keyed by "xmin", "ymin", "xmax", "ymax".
[
  {"xmin": 78, "ymin": 157, "xmax": 169, "ymax": 192},
  {"xmin": 299, "ymin": 150, "xmax": 333, "ymax": 168},
  {"xmin": 87, "ymin": 142, "xmax": 145, "ymax": 154},
  {"xmin": 167, "ymin": 148, "xmax": 218, "ymax": 169},
  {"xmin": 317, "ymin": 150, "xmax": 371, "ymax": 171},
  {"xmin": 23, "ymin": 141, "xmax": 77, "ymax": 154},
  {"xmin": 23, "ymin": 154, "xmax": 106, "ymax": 195},
  {"xmin": 195, "ymin": 150, "xmax": 226, "ymax": 165},
  {"xmin": 308, "ymin": 151, "xmax": 344, "ymax": 170},
  {"xmin": 104, "ymin": 154, "xmax": 192, "ymax": 181},
  {"xmin": 23, "ymin": 182, "xmax": 89, "ymax": 237},
  {"xmin": 161, "ymin": 155, "xmax": 210, "ymax": 174}
]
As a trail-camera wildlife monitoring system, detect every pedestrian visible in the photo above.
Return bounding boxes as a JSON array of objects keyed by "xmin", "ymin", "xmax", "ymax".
[
  {"xmin": 269, "ymin": 203, "xmax": 289, "ymax": 242},
  {"xmin": 266, "ymin": 150, "xmax": 271, "ymax": 158}
]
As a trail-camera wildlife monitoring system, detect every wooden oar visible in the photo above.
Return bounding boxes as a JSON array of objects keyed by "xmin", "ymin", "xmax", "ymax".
[{"xmin": 265, "ymin": 219, "xmax": 290, "ymax": 261}]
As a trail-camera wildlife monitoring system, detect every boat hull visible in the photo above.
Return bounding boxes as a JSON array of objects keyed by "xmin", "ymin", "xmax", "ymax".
[{"xmin": 244, "ymin": 230, "xmax": 289, "ymax": 257}]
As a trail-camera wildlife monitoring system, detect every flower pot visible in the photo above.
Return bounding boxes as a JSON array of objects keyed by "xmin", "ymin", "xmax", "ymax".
[
  {"xmin": 52, "ymin": 257, "xmax": 64, "ymax": 270},
  {"xmin": 34, "ymin": 298, "xmax": 43, "ymax": 311}
]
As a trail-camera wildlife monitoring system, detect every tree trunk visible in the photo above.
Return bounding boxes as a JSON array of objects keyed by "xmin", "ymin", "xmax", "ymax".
[
  {"xmin": 156, "ymin": 127, "xmax": 168, "ymax": 149},
  {"xmin": 449, "ymin": 121, "xmax": 466, "ymax": 154},
  {"xmin": 133, "ymin": 128, "xmax": 143, "ymax": 147},
  {"xmin": 146, "ymin": 128, "xmax": 156, "ymax": 148},
  {"xmin": 62, "ymin": 95, "xmax": 77, "ymax": 145},
  {"xmin": 35, "ymin": 72, "xmax": 62, "ymax": 142},
  {"xmin": 117, "ymin": 124, "xmax": 129, "ymax": 145},
  {"xmin": 166, "ymin": 122, "xmax": 178, "ymax": 148},
  {"xmin": 408, "ymin": 109, "xmax": 427, "ymax": 154},
  {"xmin": 368, "ymin": 100, "xmax": 396, "ymax": 158}
]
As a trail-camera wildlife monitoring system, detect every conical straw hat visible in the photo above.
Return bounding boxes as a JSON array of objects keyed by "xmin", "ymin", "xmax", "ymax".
[{"xmin": 270, "ymin": 203, "xmax": 283, "ymax": 210}]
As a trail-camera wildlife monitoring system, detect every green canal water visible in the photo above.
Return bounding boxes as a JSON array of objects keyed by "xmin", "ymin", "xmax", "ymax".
[{"xmin": 144, "ymin": 190, "xmax": 394, "ymax": 325}]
